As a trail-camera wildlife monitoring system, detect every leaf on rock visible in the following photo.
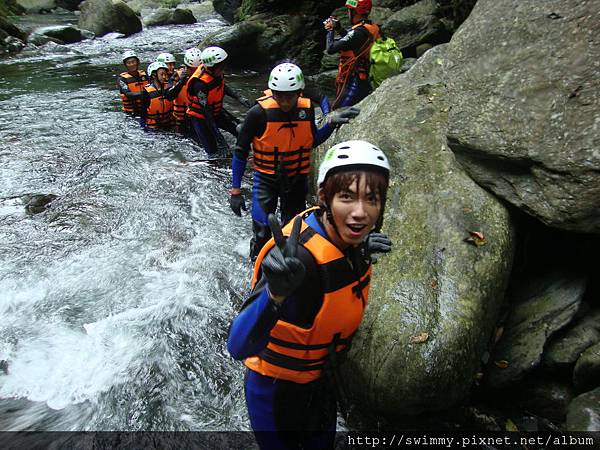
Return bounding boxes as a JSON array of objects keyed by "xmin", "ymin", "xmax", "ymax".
[
  {"xmin": 505, "ymin": 418, "xmax": 519, "ymax": 432},
  {"xmin": 410, "ymin": 332, "xmax": 429, "ymax": 344},
  {"xmin": 494, "ymin": 360, "xmax": 509, "ymax": 369},
  {"xmin": 464, "ymin": 230, "xmax": 486, "ymax": 246}
]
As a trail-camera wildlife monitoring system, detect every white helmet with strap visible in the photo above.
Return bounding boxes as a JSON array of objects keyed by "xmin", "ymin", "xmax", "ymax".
[
  {"xmin": 200, "ymin": 46, "xmax": 228, "ymax": 67},
  {"xmin": 268, "ymin": 63, "xmax": 305, "ymax": 92},
  {"xmin": 122, "ymin": 50, "xmax": 138, "ymax": 63},
  {"xmin": 317, "ymin": 140, "xmax": 390, "ymax": 186},
  {"xmin": 156, "ymin": 52, "xmax": 176, "ymax": 64},
  {"xmin": 147, "ymin": 61, "xmax": 168, "ymax": 78},
  {"xmin": 184, "ymin": 48, "xmax": 203, "ymax": 68}
]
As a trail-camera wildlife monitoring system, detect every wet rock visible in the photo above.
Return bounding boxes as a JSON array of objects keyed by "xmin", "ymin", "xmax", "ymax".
[
  {"xmin": 0, "ymin": 16, "xmax": 27, "ymax": 42},
  {"xmin": 199, "ymin": 20, "xmax": 266, "ymax": 68},
  {"xmin": 0, "ymin": 360, "xmax": 7, "ymax": 375},
  {"xmin": 573, "ymin": 342, "xmax": 600, "ymax": 394},
  {"xmin": 543, "ymin": 309, "xmax": 600, "ymax": 370},
  {"xmin": 307, "ymin": 69, "xmax": 336, "ymax": 93},
  {"xmin": 212, "ymin": 0, "xmax": 240, "ymax": 23},
  {"xmin": 565, "ymin": 387, "xmax": 600, "ymax": 431},
  {"xmin": 445, "ymin": 0, "xmax": 600, "ymax": 233},
  {"xmin": 518, "ymin": 379, "xmax": 573, "ymax": 423},
  {"xmin": 381, "ymin": 0, "xmax": 452, "ymax": 57},
  {"xmin": 24, "ymin": 194, "xmax": 58, "ymax": 214},
  {"xmin": 28, "ymin": 33, "xmax": 62, "ymax": 46},
  {"xmin": 79, "ymin": 0, "xmax": 142, "ymax": 37},
  {"xmin": 318, "ymin": 45, "xmax": 515, "ymax": 415},
  {"xmin": 2, "ymin": 35, "xmax": 26, "ymax": 53},
  {"xmin": 177, "ymin": 2, "xmax": 215, "ymax": 20},
  {"xmin": 143, "ymin": 7, "xmax": 196, "ymax": 27},
  {"xmin": 485, "ymin": 274, "xmax": 586, "ymax": 389},
  {"xmin": 31, "ymin": 25, "xmax": 85, "ymax": 44},
  {"xmin": 55, "ymin": 0, "xmax": 83, "ymax": 10},
  {"xmin": 15, "ymin": 0, "xmax": 56, "ymax": 13}
]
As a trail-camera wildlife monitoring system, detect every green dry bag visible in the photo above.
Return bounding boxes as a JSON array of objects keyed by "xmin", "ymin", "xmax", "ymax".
[{"xmin": 369, "ymin": 37, "xmax": 403, "ymax": 89}]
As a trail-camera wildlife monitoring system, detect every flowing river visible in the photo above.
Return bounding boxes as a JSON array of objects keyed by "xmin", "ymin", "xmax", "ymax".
[{"xmin": 0, "ymin": 10, "xmax": 265, "ymax": 432}]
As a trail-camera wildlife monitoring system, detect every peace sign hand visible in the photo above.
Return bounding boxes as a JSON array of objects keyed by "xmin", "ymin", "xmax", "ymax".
[{"xmin": 261, "ymin": 214, "xmax": 306, "ymax": 301}]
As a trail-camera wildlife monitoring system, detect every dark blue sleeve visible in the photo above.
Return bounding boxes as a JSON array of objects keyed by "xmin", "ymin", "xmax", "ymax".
[
  {"xmin": 232, "ymin": 154, "xmax": 247, "ymax": 189},
  {"xmin": 227, "ymin": 287, "xmax": 281, "ymax": 360},
  {"xmin": 314, "ymin": 119, "xmax": 335, "ymax": 146}
]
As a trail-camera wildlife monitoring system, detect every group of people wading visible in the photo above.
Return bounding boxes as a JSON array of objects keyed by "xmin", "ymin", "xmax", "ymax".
[{"xmin": 118, "ymin": 1, "xmax": 393, "ymax": 448}]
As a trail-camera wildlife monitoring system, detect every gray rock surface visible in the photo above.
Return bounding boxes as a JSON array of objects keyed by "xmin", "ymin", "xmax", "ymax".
[
  {"xmin": 485, "ymin": 274, "xmax": 586, "ymax": 389},
  {"xmin": 518, "ymin": 380, "xmax": 573, "ymax": 423},
  {"xmin": 573, "ymin": 342, "xmax": 600, "ymax": 394},
  {"xmin": 445, "ymin": 0, "xmax": 600, "ymax": 233},
  {"xmin": 16, "ymin": 0, "xmax": 56, "ymax": 13},
  {"xmin": 79, "ymin": 0, "xmax": 142, "ymax": 37},
  {"xmin": 318, "ymin": 45, "xmax": 515, "ymax": 415},
  {"xmin": 143, "ymin": 7, "xmax": 196, "ymax": 27},
  {"xmin": 31, "ymin": 25, "xmax": 85, "ymax": 44},
  {"xmin": 543, "ymin": 309, "xmax": 600, "ymax": 370},
  {"xmin": 566, "ymin": 387, "xmax": 600, "ymax": 431}
]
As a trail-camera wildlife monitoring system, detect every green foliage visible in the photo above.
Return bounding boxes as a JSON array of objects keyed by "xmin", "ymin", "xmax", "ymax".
[{"xmin": 238, "ymin": 0, "xmax": 257, "ymax": 21}]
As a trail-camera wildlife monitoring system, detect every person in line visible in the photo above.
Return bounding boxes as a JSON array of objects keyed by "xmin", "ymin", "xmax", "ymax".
[
  {"xmin": 229, "ymin": 62, "xmax": 359, "ymax": 261},
  {"xmin": 324, "ymin": 0, "xmax": 380, "ymax": 109},
  {"xmin": 186, "ymin": 46, "xmax": 253, "ymax": 154},
  {"xmin": 228, "ymin": 140, "xmax": 393, "ymax": 450},
  {"xmin": 140, "ymin": 61, "xmax": 173, "ymax": 131},
  {"xmin": 166, "ymin": 48, "xmax": 203, "ymax": 135},
  {"xmin": 118, "ymin": 50, "xmax": 148, "ymax": 116},
  {"xmin": 156, "ymin": 52, "xmax": 178, "ymax": 82}
]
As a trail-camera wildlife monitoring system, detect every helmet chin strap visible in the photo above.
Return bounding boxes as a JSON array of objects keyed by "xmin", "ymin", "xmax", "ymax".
[{"xmin": 319, "ymin": 201, "xmax": 343, "ymax": 242}]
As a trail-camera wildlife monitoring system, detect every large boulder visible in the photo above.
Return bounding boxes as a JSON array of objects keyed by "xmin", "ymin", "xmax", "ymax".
[
  {"xmin": 212, "ymin": 0, "xmax": 241, "ymax": 22},
  {"xmin": 485, "ymin": 274, "xmax": 586, "ymax": 389},
  {"xmin": 55, "ymin": 0, "xmax": 83, "ymax": 10},
  {"xmin": 142, "ymin": 7, "xmax": 196, "ymax": 27},
  {"xmin": 542, "ymin": 309, "xmax": 600, "ymax": 370},
  {"xmin": 79, "ymin": 0, "xmax": 142, "ymax": 37},
  {"xmin": 320, "ymin": 45, "xmax": 515, "ymax": 415},
  {"xmin": 565, "ymin": 387, "xmax": 600, "ymax": 431},
  {"xmin": 381, "ymin": 0, "xmax": 452, "ymax": 56},
  {"xmin": 199, "ymin": 20, "xmax": 266, "ymax": 68},
  {"xmin": 30, "ymin": 25, "xmax": 86, "ymax": 44},
  {"xmin": 15, "ymin": 0, "xmax": 56, "ymax": 13},
  {"xmin": 445, "ymin": 0, "xmax": 600, "ymax": 233},
  {"xmin": 573, "ymin": 342, "xmax": 600, "ymax": 394}
]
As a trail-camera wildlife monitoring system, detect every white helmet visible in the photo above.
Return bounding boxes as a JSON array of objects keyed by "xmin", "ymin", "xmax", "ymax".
[
  {"xmin": 147, "ymin": 61, "xmax": 168, "ymax": 78},
  {"xmin": 268, "ymin": 63, "xmax": 305, "ymax": 92},
  {"xmin": 184, "ymin": 48, "xmax": 203, "ymax": 68},
  {"xmin": 201, "ymin": 46, "xmax": 228, "ymax": 67},
  {"xmin": 122, "ymin": 50, "xmax": 138, "ymax": 63},
  {"xmin": 156, "ymin": 52, "xmax": 176, "ymax": 64},
  {"xmin": 317, "ymin": 140, "xmax": 390, "ymax": 186}
]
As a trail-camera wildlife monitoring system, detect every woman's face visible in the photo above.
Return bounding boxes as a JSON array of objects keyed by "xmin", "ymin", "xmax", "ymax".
[
  {"xmin": 326, "ymin": 173, "xmax": 381, "ymax": 247},
  {"xmin": 156, "ymin": 68, "xmax": 169, "ymax": 84}
]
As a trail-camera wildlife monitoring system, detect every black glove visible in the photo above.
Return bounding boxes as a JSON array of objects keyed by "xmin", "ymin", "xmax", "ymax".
[
  {"xmin": 230, "ymin": 192, "xmax": 246, "ymax": 216},
  {"xmin": 328, "ymin": 106, "xmax": 360, "ymax": 126},
  {"xmin": 239, "ymin": 96, "xmax": 253, "ymax": 108},
  {"xmin": 261, "ymin": 215, "xmax": 306, "ymax": 298},
  {"xmin": 366, "ymin": 232, "xmax": 392, "ymax": 264}
]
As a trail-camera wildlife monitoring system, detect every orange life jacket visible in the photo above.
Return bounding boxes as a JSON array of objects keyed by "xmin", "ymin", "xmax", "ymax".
[
  {"xmin": 336, "ymin": 22, "xmax": 380, "ymax": 88},
  {"xmin": 173, "ymin": 75, "xmax": 194, "ymax": 124},
  {"xmin": 252, "ymin": 95, "xmax": 314, "ymax": 177},
  {"xmin": 143, "ymin": 82, "xmax": 173, "ymax": 130},
  {"xmin": 119, "ymin": 70, "xmax": 148, "ymax": 114},
  {"xmin": 246, "ymin": 209, "xmax": 371, "ymax": 384},
  {"xmin": 186, "ymin": 66, "xmax": 224, "ymax": 120}
]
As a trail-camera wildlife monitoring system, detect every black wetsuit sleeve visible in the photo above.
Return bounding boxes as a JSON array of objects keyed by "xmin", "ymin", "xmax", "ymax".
[
  {"xmin": 326, "ymin": 26, "xmax": 370, "ymax": 54},
  {"xmin": 118, "ymin": 76, "xmax": 145, "ymax": 99},
  {"xmin": 233, "ymin": 105, "xmax": 266, "ymax": 160},
  {"xmin": 188, "ymin": 78, "xmax": 209, "ymax": 111},
  {"xmin": 164, "ymin": 73, "xmax": 188, "ymax": 101}
]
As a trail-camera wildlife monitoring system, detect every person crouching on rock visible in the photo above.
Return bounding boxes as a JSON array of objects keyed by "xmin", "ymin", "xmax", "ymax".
[{"xmin": 228, "ymin": 140, "xmax": 393, "ymax": 450}]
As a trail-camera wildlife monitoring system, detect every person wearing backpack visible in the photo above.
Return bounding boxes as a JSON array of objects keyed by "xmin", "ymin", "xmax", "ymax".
[{"xmin": 324, "ymin": 0, "xmax": 380, "ymax": 109}]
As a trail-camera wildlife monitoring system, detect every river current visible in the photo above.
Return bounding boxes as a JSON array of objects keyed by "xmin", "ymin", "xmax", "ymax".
[{"xmin": 0, "ymin": 10, "xmax": 262, "ymax": 431}]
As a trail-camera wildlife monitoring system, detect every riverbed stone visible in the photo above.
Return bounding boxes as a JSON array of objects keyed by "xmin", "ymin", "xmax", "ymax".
[
  {"xmin": 199, "ymin": 19, "xmax": 265, "ymax": 68},
  {"xmin": 518, "ymin": 379, "xmax": 573, "ymax": 423},
  {"xmin": 445, "ymin": 0, "xmax": 600, "ymax": 233},
  {"xmin": 485, "ymin": 274, "xmax": 586, "ymax": 389},
  {"xmin": 0, "ymin": 16, "xmax": 26, "ymax": 42},
  {"xmin": 79, "ymin": 0, "xmax": 142, "ymax": 37},
  {"xmin": 565, "ymin": 387, "xmax": 600, "ymax": 432},
  {"xmin": 55, "ymin": 0, "xmax": 83, "ymax": 10},
  {"xmin": 573, "ymin": 342, "xmax": 600, "ymax": 394},
  {"xmin": 316, "ymin": 45, "xmax": 515, "ymax": 415},
  {"xmin": 142, "ymin": 7, "xmax": 196, "ymax": 27},
  {"xmin": 543, "ymin": 309, "xmax": 600, "ymax": 370},
  {"xmin": 31, "ymin": 25, "xmax": 85, "ymax": 44},
  {"xmin": 212, "ymin": 0, "xmax": 240, "ymax": 22}
]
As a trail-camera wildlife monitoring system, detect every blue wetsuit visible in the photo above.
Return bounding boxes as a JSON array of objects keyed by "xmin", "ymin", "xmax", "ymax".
[
  {"xmin": 228, "ymin": 211, "xmax": 345, "ymax": 450},
  {"xmin": 231, "ymin": 100, "xmax": 337, "ymax": 260}
]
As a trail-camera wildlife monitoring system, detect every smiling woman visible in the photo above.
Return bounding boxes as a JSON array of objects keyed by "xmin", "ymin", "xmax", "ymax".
[{"xmin": 227, "ymin": 140, "xmax": 393, "ymax": 450}]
